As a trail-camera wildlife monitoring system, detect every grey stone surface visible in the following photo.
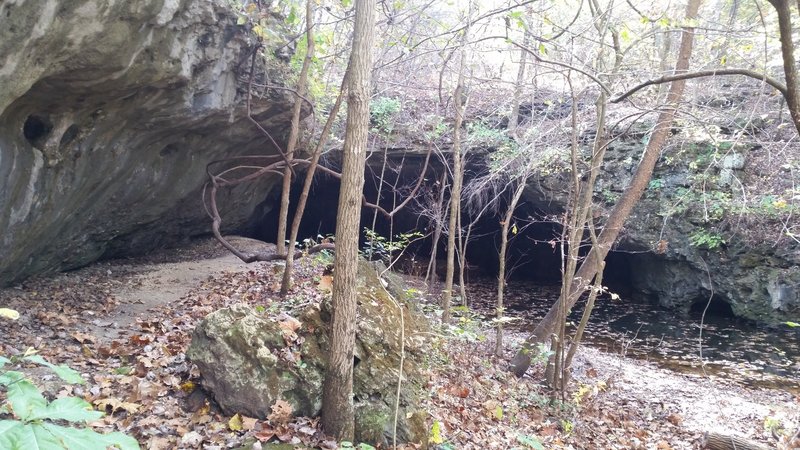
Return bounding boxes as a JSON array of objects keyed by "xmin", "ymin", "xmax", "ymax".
[
  {"xmin": 0, "ymin": 0, "xmax": 297, "ymax": 285},
  {"xmin": 513, "ymin": 128, "xmax": 799, "ymax": 324}
]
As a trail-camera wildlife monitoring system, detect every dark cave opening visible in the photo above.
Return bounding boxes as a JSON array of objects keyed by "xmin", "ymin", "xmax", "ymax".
[
  {"xmin": 23, "ymin": 114, "xmax": 53, "ymax": 148},
  {"xmin": 689, "ymin": 295, "xmax": 736, "ymax": 318},
  {"xmin": 247, "ymin": 158, "xmax": 567, "ymax": 286},
  {"xmin": 245, "ymin": 156, "xmax": 643, "ymax": 304}
]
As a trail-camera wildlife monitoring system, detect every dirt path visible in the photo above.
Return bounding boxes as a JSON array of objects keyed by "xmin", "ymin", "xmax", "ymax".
[
  {"xmin": 89, "ymin": 242, "xmax": 263, "ymax": 340},
  {"xmin": 0, "ymin": 235, "xmax": 270, "ymax": 345}
]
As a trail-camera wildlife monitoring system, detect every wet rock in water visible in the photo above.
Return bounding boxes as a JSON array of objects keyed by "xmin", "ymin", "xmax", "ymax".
[{"xmin": 187, "ymin": 261, "xmax": 430, "ymax": 447}]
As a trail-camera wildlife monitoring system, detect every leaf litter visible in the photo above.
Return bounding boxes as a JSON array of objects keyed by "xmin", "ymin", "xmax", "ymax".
[{"xmin": 0, "ymin": 237, "xmax": 796, "ymax": 449}]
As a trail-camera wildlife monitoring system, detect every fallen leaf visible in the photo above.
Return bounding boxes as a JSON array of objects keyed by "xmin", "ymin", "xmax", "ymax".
[
  {"xmin": 180, "ymin": 431, "xmax": 203, "ymax": 446},
  {"xmin": 254, "ymin": 423, "xmax": 276, "ymax": 442},
  {"xmin": 268, "ymin": 399, "xmax": 293, "ymax": 425},
  {"xmin": 71, "ymin": 331, "xmax": 97, "ymax": 344},
  {"xmin": 94, "ymin": 397, "xmax": 141, "ymax": 414},
  {"xmin": 241, "ymin": 415, "xmax": 258, "ymax": 431},
  {"xmin": 0, "ymin": 308, "xmax": 20, "ymax": 320},
  {"xmin": 229, "ymin": 413, "xmax": 243, "ymax": 431}
]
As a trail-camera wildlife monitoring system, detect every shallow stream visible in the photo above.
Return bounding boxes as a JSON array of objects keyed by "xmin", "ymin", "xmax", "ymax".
[{"xmin": 467, "ymin": 279, "xmax": 800, "ymax": 394}]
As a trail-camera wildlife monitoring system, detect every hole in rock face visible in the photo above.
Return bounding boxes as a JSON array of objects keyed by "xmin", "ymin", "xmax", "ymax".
[
  {"xmin": 160, "ymin": 143, "xmax": 180, "ymax": 157},
  {"xmin": 23, "ymin": 114, "xmax": 53, "ymax": 148},
  {"xmin": 690, "ymin": 295, "xmax": 735, "ymax": 318},
  {"xmin": 59, "ymin": 124, "xmax": 80, "ymax": 148}
]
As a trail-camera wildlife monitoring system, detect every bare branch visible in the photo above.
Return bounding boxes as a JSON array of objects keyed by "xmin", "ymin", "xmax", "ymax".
[{"xmin": 612, "ymin": 68, "xmax": 788, "ymax": 103}]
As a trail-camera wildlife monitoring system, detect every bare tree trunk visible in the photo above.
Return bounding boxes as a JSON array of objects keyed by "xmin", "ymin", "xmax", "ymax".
[
  {"xmin": 767, "ymin": 0, "xmax": 800, "ymax": 136},
  {"xmin": 457, "ymin": 201, "xmax": 468, "ymax": 306},
  {"xmin": 279, "ymin": 84, "xmax": 346, "ymax": 296},
  {"xmin": 495, "ymin": 180, "xmax": 526, "ymax": 356},
  {"xmin": 321, "ymin": 0, "xmax": 375, "ymax": 439},
  {"xmin": 443, "ymin": 1, "xmax": 473, "ymax": 324},
  {"xmin": 426, "ymin": 169, "xmax": 449, "ymax": 286},
  {"xmin": 510, "ymin": 0, "xmax": 704, "ymax": 377},
  {"xmin": 508, "ymin": 10, "xmax": 531, "ymax": 137},
  {"xmin": 276, "ymin": 0, "xmax": 315, "ymax": 255}
]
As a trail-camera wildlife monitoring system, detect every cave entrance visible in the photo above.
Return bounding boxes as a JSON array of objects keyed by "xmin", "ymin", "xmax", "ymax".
[
  {"xmin": 244, "ymin": 156, "xmax": 639, "ymax": 300},
  {"xmin": 689, "ymin": 295, "xmax": 736, "ymax": 318},
  {"xmin": 247, "ymin": 151, "xmax": 438, "ymax": 253},
  {"xmin": 246, "ymin": 159, "xmax": 567, "ymax": 286}
]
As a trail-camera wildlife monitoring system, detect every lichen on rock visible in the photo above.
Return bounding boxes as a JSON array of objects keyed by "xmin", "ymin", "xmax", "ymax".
[{"xmin": 187, "ymin": 260, "xmax": 431, "ymax": 447}]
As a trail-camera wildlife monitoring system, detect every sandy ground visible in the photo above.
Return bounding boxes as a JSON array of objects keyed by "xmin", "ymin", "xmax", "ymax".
[{"xmin": 569, "ymin": 345, "xmax": 798, "ymax": 444}]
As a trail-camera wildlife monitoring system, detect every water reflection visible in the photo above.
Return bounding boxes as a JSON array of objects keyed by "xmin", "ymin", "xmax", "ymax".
[{"xmin": 468, "ymin": 279, "xmax": 800, "ymax": 393}]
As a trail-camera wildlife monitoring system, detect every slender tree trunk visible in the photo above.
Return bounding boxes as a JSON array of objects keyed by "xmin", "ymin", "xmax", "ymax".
[
  {"xmin": 767, "ymin": 0, "xmax": 800, "ymax": 136},
  {"xmin": 279, "ymin": 83, "xmax": 347, "ymax": 297},
  {"xmin": 457, "ymin": 201, "xmax": 468, "ymax": 306},
  {"xmin": 426, "ymin": 169, "xmax": 449, "ymax": 286},
  {"xmin": 321, "ymin": 0, "xmax": 375, "ymax": 440},
  {"xmin": 495, "ymin": 180, "xmax": 526, "ymax": 356},
  {"xmin": 510, "ymin": 0, "xmax": 704, "ymax": 377},
  {"xmin": 508, "ymin": 11, "xmax": 531, "ymax": 137},
  {"xmin": 276, "ymin": 0, "xmax": 315, "ymax": 254},
  {"xmin": 443, "ymin": 1, "xmax": 472, "ymax": 323}
]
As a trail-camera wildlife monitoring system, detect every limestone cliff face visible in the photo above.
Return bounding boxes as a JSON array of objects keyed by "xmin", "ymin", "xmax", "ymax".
[
  {"xmin": 0, "ymin": 0, "xmax": 294, "ymax": 284},
  {"xmin": 514, "ymin": 121, "xmax": 799, "ymax": 324}
]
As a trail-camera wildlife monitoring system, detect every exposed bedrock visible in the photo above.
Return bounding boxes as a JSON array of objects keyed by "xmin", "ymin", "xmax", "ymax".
[
  {"xmin": 0, "ymin": 0, "xmax": 296, "ymax": 285},
  {"xmin": 519, "ymin": 127, "xmax": 799, "ymax": 324}
]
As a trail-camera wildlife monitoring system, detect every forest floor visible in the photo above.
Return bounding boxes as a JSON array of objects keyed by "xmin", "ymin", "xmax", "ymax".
[{"xmin": 0, "ymin": 237, "xmax": 797, "ymax": 450}]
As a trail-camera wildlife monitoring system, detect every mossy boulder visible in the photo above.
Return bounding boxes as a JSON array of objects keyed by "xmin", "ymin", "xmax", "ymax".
[{"xmin": 187, "ymin": 260, "xmax": 431, "ymax": 447}]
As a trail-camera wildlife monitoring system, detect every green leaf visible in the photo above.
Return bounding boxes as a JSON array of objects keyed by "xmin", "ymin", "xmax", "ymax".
[
  {"xmin": 0, "ymin": 356, "xmax": 9, "ymax": 370},
  {"xmin": 0, "ymin": 421, "xmax": 23, "ymax": 446},
  {"xmin": 24, "ymin": 355, "xmax": 84, "ymax": 384},
  {"xmin": 236, "ymin": 15, "xmax": 247, "ymax": 25},
  {"xmin": 538, "ymin": 43, "xmax": 547, "ymax": 55},
  {"xmin": 517, "ymin": 433, "xmax": 545, "ymax": 449},
  {"xmin": 6, "ymin": 378, "xmax": 46, "ymax": 421},
  {"xmin": 0, "ymin": 370, "xmax": 25, "ymax": 387},
  {"xmin": 41, "ymin": 422, "xmax": 140, "ymax": 450},
  {"xmin": 620, "ymin": 27, "xmax": 630, "ymax": 42},
  {"xmin": 29, "ymin": 397, "xmax": 104, "ymax": 423},
  {"xmin": 786, "ymin": 321, "xmax": 799, "ymax": 327},
  {"xmin": 0, "ymin": 421, "xmax": 62, "ymax": 450}
]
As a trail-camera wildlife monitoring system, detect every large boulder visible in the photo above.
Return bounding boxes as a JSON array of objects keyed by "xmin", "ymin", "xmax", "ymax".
[
  {"xmin": 0, "ymin": 0, "xmax": 298, "ymax": 285},
  {"xmin": 187, "ymin": 261, "xmax": 430, "ymax": 447}
]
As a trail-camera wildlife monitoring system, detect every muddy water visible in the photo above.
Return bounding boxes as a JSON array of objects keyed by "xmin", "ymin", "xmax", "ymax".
[{"xmin": 467, "ymin": 279, "xmax": 800, "ymax": 394}]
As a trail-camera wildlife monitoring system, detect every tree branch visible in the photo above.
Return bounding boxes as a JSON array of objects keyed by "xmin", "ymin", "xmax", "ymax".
[{"xmin": 612, "ymin": 68, "xmax": 788, "ymax": 103}]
